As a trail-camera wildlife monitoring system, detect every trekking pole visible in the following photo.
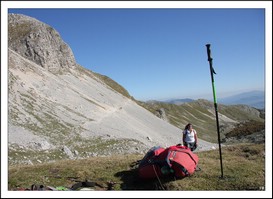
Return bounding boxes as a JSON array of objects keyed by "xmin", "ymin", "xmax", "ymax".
[{"xmin": 205, "ymin": 44, "xmax": 224, "ymax": 178}]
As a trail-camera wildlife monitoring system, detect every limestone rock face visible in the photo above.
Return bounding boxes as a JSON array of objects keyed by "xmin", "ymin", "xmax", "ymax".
[{"xmin": 8, "ymin": 13, "xmax": 77, "ymax": 73}]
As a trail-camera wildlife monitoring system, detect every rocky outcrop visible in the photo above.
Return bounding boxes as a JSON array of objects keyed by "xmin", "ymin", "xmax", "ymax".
[
  {"xmin": 8, "ymin": 13, "xmax": 77, "ymax": 74},
  {"xmin": 155, "ymin": 108, "xmax": 168, "ymax": 122}
]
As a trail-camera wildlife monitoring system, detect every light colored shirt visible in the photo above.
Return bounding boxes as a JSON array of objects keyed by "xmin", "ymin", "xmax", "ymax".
[{"xmin": 183, "ymin": 129, "xmax": 196, "ymax": 143}]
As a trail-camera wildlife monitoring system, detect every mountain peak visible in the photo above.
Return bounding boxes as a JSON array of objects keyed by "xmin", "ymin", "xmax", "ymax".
[{"xmin": 8, "ymin": 13, "xmax": 77, "ymax": 74}]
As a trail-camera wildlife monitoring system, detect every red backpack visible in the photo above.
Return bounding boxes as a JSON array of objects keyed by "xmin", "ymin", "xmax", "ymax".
[{"xmin": 138, "ymin": 145, "xmax": 199, "ymax": 179}]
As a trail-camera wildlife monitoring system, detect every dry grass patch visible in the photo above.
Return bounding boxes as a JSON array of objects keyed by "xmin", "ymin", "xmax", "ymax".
[{"xmin": 8, "ymin": 143, "xmax": 265, "ymax": 191}]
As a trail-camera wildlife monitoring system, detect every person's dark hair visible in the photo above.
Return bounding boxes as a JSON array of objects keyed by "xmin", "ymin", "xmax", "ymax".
[{"xmin": 184, "ymin": 123, "xmax": 192, "ymax": 130}]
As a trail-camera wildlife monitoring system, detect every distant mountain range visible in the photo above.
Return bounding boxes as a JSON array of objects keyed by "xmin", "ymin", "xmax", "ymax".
[
  {"xmin": 218, "ymin": 90, "xmax": 265, "ymax": 109},
  {"xmin": 162, "ymin": 90, "xmax": 265, "ymax": 109}
]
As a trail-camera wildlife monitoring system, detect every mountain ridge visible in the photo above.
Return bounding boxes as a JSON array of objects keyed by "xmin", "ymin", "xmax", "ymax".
[
  {"xmin": 218, "ymin": 90, "xmax": 265, "ymax": 109},
  {"xmin": 155, "ymin": 90, "xmax": 265, "ymax": 109}
]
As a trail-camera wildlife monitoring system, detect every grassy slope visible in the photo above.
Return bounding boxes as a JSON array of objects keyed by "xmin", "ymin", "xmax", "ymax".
[
  {"xmin": 8, "ymin": 143, "xmax": 265, "ymax": 191},
  {"xmin": 137, "ymin": 100, "xmax": 265, "ymax": 143}
]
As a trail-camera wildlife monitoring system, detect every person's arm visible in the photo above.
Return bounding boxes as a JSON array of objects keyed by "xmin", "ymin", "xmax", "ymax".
[
  {"xmin": 194, "ymin": 130, "xmax": 198, "ymax": 145},
  {"xmin": 182, "ymin": 131, "xmax": 186, "ymax": 144}
]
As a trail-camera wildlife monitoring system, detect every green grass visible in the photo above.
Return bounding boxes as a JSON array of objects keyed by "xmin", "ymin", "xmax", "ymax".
[
  {"xmin": 8, "ymin": 143, "xmax": 265, "ymax": 191},
  {"xmin": 225, "ymin": 120, "xmax": 265, "ymax": 138},
  {"xmin": 93, "ymin": 72, "xmax": 132, "ymax": 99},
  {"xmin": 137, "ymin": 100, "xmax": 265, "ymax": 144}
]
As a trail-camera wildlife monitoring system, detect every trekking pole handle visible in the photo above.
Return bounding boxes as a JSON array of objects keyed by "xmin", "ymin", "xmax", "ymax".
[{"xmin": 206, "ymin": 44, "xmax": 213, "ymax": 62}]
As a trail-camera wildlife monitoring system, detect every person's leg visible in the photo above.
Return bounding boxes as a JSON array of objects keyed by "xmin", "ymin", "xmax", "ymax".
[
  {"xmin": 185, "ymin": 142, "xmax": 191, "ymax": 149},
  {"xmin": 188, "ymin": 142, "xmax": 196, "ymax": 151},
  {"xmin": 190, "ymin": 142, "xmax": 197, "ymax": 151}
]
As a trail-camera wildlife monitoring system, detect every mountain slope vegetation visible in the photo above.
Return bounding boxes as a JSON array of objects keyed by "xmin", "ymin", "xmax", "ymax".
[{"xmin": 137, "ymin": 100, "xmax": 264, "ymax": 143}]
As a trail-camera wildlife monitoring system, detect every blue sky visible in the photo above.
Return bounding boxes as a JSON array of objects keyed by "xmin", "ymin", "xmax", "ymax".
[{"xmin": 4, "ymin": 2, "xmax": 270, "ymax": 101}]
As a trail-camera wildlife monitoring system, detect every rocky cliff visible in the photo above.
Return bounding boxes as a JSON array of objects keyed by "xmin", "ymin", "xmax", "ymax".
[{"xmin": 8, "ymin": 13, "xmax": 77, "ymax": 73}]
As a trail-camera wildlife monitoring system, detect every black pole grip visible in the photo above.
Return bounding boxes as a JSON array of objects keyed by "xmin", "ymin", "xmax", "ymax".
[{"xmin": 206, "ymin": 44, "xmax": 213, "ymax": 62}]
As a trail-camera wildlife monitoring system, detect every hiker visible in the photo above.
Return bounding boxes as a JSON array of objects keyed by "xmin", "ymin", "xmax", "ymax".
[{"xmin": 182, "ymin": 123, "xmax": 198, "ymax": 151}]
